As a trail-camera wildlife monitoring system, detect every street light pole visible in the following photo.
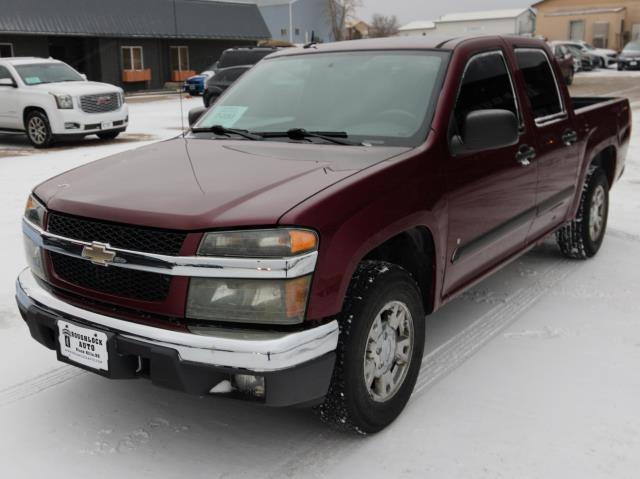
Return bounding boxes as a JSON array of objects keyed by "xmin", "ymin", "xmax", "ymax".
[{"xmin": 289, "ymin": 0, "xmax": 299, "ymax": 43}]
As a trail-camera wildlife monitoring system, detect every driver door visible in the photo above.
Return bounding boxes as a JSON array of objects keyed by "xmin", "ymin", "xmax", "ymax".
[
  {"xmin": 0, "ymin": 65, "xmax": 19, "ymax": 129},
  {"xmin": 442, "ymin": 50, "xmax": 538, "ymax": 296}
]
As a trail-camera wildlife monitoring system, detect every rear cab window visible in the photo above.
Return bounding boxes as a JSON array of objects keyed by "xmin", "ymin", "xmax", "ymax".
[{"xmin": 514, "ymin": 49, "xmax": 566, "ymax": 125}]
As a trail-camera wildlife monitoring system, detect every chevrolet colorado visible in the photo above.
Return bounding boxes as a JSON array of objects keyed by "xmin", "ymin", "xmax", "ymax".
[{"xmin": 16, "ymin": 36, "xmax": 630, "ymax": 433}]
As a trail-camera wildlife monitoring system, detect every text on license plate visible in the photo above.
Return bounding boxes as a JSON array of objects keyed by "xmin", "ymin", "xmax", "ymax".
[{"xmin": 58, "ymin": 320, "xmax": 109, "ymax": 371}]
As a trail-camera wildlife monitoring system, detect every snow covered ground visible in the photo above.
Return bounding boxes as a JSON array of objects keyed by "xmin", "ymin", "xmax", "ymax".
[{"xmin": 0, "ymin": 89, "xmax": 639, "ymax": 478}]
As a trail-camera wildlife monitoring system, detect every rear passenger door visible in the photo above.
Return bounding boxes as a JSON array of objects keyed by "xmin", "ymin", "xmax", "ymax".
[
  {"xmin": 443, "ymin": 50, "xmax": 538, "ymax": 295},
  {"xmin": 514, "ymin": 48, "xmax": 580, "ymax": 240}
]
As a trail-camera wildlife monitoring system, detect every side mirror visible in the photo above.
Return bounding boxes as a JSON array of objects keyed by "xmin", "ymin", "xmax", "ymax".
[
  {"xmin": 451, "ymin": 109, "xmax": 519, "ymax": 155},
  {"xmin": 80, "ymin": 73, "xmax": 88, "ymax": 81},
  {"xmin": 188, "ymin": 107, "xmax": 207, "ymax": 127},
  {"xmin": 0, "ymin": 78, "xmax": 16, "ymax": 87}
]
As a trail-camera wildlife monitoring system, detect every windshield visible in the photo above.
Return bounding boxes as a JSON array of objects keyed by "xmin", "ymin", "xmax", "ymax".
[
  {"xmin": 195, "ymin": 51, "xmax": 447, "ymax": 147},
  {"xmin": 623, "ymin": 42, "xmax": 640, "ymax": 52},
  {"xmin": 583, "ymin": 43, "xmax": 596, "ymax": 50},
  {"xmin": 14, "ymin": 62, "xmax": 83, "ymax": 85}
]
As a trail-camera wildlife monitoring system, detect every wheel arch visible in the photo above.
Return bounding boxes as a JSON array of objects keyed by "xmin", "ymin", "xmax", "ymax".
[
  {"xmin": 358, "ymin": 225, "xmax": 437, "ymax": 315},
  {"xmin": 22, "ymin": 106, "xmax": 48, "ymax": 129},
  {"xmin": 590, "ymin": 145, "xmax": 617, "ymax": 188}
]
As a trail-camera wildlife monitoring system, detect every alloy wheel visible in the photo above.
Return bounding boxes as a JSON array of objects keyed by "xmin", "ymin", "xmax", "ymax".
[{"xmin": 363, "ymin": 300, "xmax": 414, "ymax": 403}]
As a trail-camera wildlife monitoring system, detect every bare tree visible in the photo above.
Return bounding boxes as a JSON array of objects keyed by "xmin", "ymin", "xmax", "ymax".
[
  {"xmin": 369, "ymin": 14, "xmax": 400, "ymax": 38},
  {"xmin": 326, "ymin": 0, "xmax": 360, "ymax": 42}
]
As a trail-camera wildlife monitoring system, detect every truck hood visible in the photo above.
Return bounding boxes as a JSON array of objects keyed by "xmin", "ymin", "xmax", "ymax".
[
  {"xmin": 35, "ymin": 138, "xmax": 409, "ymax": 230},
  {"xmin": 29, "ymin": 81, "xmax": 122, "ymax": 95}
]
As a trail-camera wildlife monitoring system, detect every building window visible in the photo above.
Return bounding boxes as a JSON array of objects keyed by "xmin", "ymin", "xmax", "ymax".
[
  {"xmin": 569, "ymin": 20, "xmax": 585, "ymax": 41},
  {"xmin": 280, "ymin": 28, "xmax": 288, "ymax": 36},
  {"xmin": 170, "ymin": 46, "xmax": 189, "ymax": 71},
  {"xmin": 0, "ymin": 43, "xmax": 14, "ymax": 57},
  {"xmin": 295, "ymin": 28, "xmax": 300, "ymax": 36},
  {"xmin": 122, "ymin": 46, "xmax": 143, "ymax": 70},
  {"xmin": 593, "ymin": 22, "xmax": 610, "ymax": 48},
  {"xmin": 633, "ymin": 24, "xmax": 640, "ymax": 41}
]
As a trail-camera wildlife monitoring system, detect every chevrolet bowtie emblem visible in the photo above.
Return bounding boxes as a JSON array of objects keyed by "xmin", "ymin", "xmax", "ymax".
[{"xmin": 81, "ymin": 242, "xmax": 116, "ymax": 266}]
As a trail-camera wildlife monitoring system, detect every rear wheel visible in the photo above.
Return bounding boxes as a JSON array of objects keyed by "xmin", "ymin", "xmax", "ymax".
[
  {"xmin": 26, "ymin": 110, "xmax": 53, "ymax": 148},
  {"xmin": 316, "ymin": 261, "xmax": 426, "ymax": 434},
  {"xmin": 556, "ymin": 167, "xmax": 609, "ymax": 259}
]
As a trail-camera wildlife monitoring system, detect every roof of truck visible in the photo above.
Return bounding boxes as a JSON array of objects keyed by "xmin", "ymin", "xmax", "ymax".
[{"xmin": 268, "ymin": 35, "xmax": 546, "ymax": 58}]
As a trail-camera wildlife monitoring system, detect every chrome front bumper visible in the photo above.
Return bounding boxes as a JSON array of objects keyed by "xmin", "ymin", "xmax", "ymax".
[{"xmin": 16, "ymin": 268, "xmax": 339, "ymax": 373}]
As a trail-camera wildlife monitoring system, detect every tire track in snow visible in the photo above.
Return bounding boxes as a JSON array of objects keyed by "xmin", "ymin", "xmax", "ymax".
[
  {"xmin": 413, "ymin": 259, "xmax": 577, "ymax": 396},
  {"xmin": 267, "ymin": 259, "xmax": 580, "ymax": 478},
  {"xmin": 0, "ymin": 365, "xmax": 85, "ymax": 408}
]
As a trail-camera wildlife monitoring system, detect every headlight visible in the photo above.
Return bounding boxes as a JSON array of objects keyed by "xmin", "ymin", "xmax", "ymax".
[
  {"xmin": 24, "ymin": 194, "xmax": 46, "ymax": 229},
  {"xmin": 51, "ymin": 93, "xmax": 73, "ymax": 109},
  {"xmin": 23, "ymin": 194, "xmax": 47, "ymax": 279},
  {"xmin": 118, "ymin": 91, "xmax": 125, "ymax": 105},
  {"xmin": 23, "ymin": 235, "xmax": 46, "ymax": 280},
  {"xmin": 198, "ymin": 228, "xmax": 318, "ymax": 258},
  {"xmin": 187, "ymin": 275, "xmax": 311, "ymax": 325}
]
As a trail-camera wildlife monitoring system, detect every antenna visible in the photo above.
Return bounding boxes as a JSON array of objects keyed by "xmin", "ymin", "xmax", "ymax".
[{"xmin": 173, "ymin": 0, "xmax": 186, "ymax": 136}]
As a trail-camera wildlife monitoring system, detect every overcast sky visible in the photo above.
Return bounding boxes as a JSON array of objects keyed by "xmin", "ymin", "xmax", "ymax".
[{"xmin": 356, "ymin": 0, "xmax": 531, "ymax": 24}]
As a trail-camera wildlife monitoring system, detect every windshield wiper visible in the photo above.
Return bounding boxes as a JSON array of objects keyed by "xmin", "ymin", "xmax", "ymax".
[
  {"xmin": 191, "ymin": 124, "xmax": 263, "ymax": 141},
  {"xmin": 260, "ymin": 128, "xmax": 363, "ymax": 146}
]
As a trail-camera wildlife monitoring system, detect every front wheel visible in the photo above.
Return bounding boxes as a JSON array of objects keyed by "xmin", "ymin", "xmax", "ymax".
[
  {"xmin": 26, "ymin": 110, "xmax": 54, "ymax": 148},
  {"xmin": 556, "ymin": 167, "xmax": 609, "ymax": 259},
  {"xmin": 316, "ymin": 261, "xmax": 426, "ymax": 434}
]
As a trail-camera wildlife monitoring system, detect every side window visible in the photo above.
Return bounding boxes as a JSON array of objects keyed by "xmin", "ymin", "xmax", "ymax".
[
  {"xmin": 0, "ymin": 66, "xmax": 13, "ymax": 81},
  {"xmin": 454, "ymin": 52, "xmax": 518, "ymax": 134},
  {"xmin": 515, "ymin": 49, "xmax": 563, "ymax": 121}
]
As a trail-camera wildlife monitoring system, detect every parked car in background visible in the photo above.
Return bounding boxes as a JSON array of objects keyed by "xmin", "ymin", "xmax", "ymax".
[
  {"xmin": 563, "ymin": 44, "xmax": 597, "ymax": 71},
  {"xmin": 563, "ymin": 40, "xmax": 617, "ymax": 68},
  {"xmin": 217, "ymin": 46, "xmax": 277, "ymax": 70},
  {"xmin": 550, "ymin": 43, "xmax": 575, "ymax": 84},
  {"xmin": 0, "ymin": 57, "xmax": 127, "ymax": 148},
  {"xmin": 183, "ymin": 61, "xmax": 219, "ymax": 96},
  {"xmin": 617, "ymin": 41, "xmax": 640, "ymax": 70},
  {"xmin": 17, "ymin": 36, "xmax": 630, "ymax": 434},
  {"xmin": 202, "ymin": 65, "xmax": 251, "ymax": 107},
  {"xmin": 201, "ymin": 46, "xmax": 279, "ymax": 107}
]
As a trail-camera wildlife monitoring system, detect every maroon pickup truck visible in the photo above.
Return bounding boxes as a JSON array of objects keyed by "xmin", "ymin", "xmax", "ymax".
[{"xmin": 17, "ymin": 36, "xmax": 630, "ymax": 433}]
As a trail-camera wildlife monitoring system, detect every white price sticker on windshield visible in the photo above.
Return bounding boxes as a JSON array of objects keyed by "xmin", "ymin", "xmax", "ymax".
[{"xmin": 206, "ymin": 106, "xmax": 248, "ymax": 128}]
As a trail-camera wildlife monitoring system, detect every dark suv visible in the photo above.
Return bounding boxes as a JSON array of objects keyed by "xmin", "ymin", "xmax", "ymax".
[{"xmin": 203, "ymin": 47, "xmax": 276, "ymax": 106}]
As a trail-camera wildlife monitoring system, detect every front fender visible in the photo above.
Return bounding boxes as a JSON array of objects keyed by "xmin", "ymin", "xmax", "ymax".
[{"xmin": 279, "ymin": 138, "xmax": 448, "ymax": 320}]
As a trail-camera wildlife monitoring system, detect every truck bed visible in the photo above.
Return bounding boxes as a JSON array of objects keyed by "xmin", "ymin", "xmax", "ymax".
[{"xmin": 571, "ymin": 96, "xmax": 631, "ymax": 187}]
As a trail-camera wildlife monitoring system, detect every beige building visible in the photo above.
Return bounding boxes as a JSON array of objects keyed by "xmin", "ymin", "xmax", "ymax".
[{"xmin": 534, "ymin": 0, "xmax": 640, "ymax": 50}]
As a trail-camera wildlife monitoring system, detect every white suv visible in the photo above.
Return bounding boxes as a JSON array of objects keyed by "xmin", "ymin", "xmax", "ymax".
[{"xmin": 0, "ymin": 57, "xmax": 128, "ymax": 148}]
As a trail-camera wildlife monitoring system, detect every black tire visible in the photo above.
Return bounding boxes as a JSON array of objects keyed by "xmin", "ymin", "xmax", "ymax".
[
  {"xmin": 203, "ymin": 94, "xmax": 212, "ymax": 108},
  {"xmin": 618, "ymin": 63, "xmax": 625, "ymax": 71},
  {"xmin": 25, "ymin": 110, "xmax": 54, "ymax": 148},
  {"xmin": 556, "ymin": 167, "xmax": 609, "ymax": 259},
  {"xmin": 316, "ymin": 261, "xmax": 426, "ymax": 434},
  {"xmin": 97, "ymin": 131, "xmax": 120, "ymax": 140},
  {"xmin": 565, "ymin": 69, "xmax": 574, "ymax": 85}
]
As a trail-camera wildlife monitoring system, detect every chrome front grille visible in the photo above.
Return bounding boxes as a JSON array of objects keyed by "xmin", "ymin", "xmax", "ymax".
[{"xmin": 79, "ymin": 92, "xmax": 121, "ymax": 113}]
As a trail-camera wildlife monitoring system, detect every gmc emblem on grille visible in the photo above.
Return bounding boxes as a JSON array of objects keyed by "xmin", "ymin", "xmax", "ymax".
[
  {"xmin": 96, "ymin": 96, "xmax": 112, "ymax": 106},
  {"xmin": 81, "ymin": 242, "xmax": 116, "ymax": 266}
]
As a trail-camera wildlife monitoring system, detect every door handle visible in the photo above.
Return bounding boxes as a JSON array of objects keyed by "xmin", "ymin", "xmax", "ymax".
[
  {"xmin": 562, "ymin": 129, "xmax": 578, "ymax": 146},
  {"xmin": 516, "ymin": 145, "xmax": 536, "ymax": 167}
]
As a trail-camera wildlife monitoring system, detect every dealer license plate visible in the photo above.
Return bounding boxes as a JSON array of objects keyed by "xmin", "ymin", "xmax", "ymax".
[
  {"xmin": 189, "ymin": 84, "xmax": 196, "ymax": 91},
  {"xmin": 101, "ymin": 121, "xmax": 113, "ymax": 130},
  {"xmin": 58, "ymin": 320, "xmax": 109, "ymax": 371},
  {"xmin": 630, "ymin": 61, "xmax": 638, "ymax": 66}
]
